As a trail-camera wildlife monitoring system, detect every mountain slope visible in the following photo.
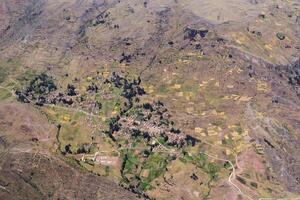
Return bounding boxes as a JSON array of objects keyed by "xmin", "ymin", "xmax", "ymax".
[{"xmin": 0, "ymin": 0, "xmax": 300, "ymax": 199}]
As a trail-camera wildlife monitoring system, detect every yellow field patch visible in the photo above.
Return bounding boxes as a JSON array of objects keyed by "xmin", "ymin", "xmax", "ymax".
[
  {"xmin": 226, "ymin": 69, "xmax": 233, "ymax": 75},
  {"xmin": 207, "ymin": 125, "xmax": 220, "ymax": 136},
  {"xmin": 60, "ymin": 115, "xmax": 71, "ymax": 123},
  {"xmin": 236, "ymin": 39, "xmax": 242, "ymax": 44},
  {"xmin": 184, "ymin": 92, "xmax": 194, "ymax": 101},
  {"xmin": 173, "ymin": 84, "xmax": 181, "ymax": 89},
  {"xmin": 80, "ymin": 86, "xmax": 86, "ymax": 91},
  {"xmin": 195, "ymin": 127, "xmax": 203, "ymax": 133},
  {"xmin": 211, "ymin": 109, "xmax": 218, "ymax": 116},
  {"xmin": 176, "ymin": 92, "xmax": 184, "ymax": 97},
  {"xmin": 45, "ymin": 108, "xmax": 56, "ymax": 116},
  {"xmin": 228, "ymin": 125, "xmax": 237, "ymax": 129},
  {"xmin": 145, "ymin": 85, "xmax": 154, "ymax": 94},
  {"xmin": 223, "ymin": 94, "xmax": 252, "ymax": 102},
  {"xmin": 222, "ymin": 95, "xmax": 231, "ymax": 100},
  {"xmin": 217, "ymin": 111, "xmax": 225, "ymax": 116},
  {"xmin": 214, "ymin": 140, "xmax": 222, "ymax": 145},
  {"xmin": 264, "ymin": 44, "xmax": 273, "ymax": 51},
  {"xmin": 197, "ymin": 54, "xmax": 204, "ymax": 59},
  {"xmin": 231, "ymin": 131, "xmax": 240, "ymax": 137},
  {"xmin": 199, "ymin": 80, "xmax": 208, "ymax": 88},
  {"xmin": 111, "ymin": 110, "xmax": 118, "ymax": 116},
  {"xmin": 186, "ymin": 107, "xmax": 194, "ymax": 113},
  {"xmin": 178, "ymin": 59, "xmax": 190, "ymax": 64},
  {"xmin": 225, "ymin": 149, "xmax": 231, "ymax": 155},
  {"xmin": 200, "ymin": 111, "xmax": 206, "ymax": 116},
  {"xmin": 195, "ymin": 127, "xmax": 206, "ymax": 136},
  {"xmin": 239, "ymin": 96, "xmax": 253, "ymax": 102},
  {"xmin": 232, "ymin": 94, "xmax": 240, "ymax": 100},
  {"xmin": 236, "ymin": 68, "xmax": 243, "ymax": 73},
  {"xmin": 187, "ymin": 52, "xmax": 197, "ymax": 56},
  {"xmin": 102, "ymin": 71, "xmax": 110, "ymax": 78},
  {"xmin": 257, "ymin": 80, "xmax": 269, "ymax": 92}
]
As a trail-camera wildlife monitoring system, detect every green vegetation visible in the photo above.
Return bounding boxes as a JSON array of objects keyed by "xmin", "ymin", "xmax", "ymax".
[
  {"xmin": 203, "ymin": 90, "xmax": 224, "ymax": 107},
  {"xmin": 222, "ymin": 138, "xmax": 235, "ymax": 147},
  {"xmin": 0, "ymin": 89, "xmax": 11, "ymax": 101},
  {"xmin": 236, "ymin": 176, "xmax": 247, "ymax": 185},
  {"xmin": 120, "ymin": 148, "xmax": 170, "ymax": 192},
  {"xmin": 157, "ymin": 135, "xmax": 168, "ymax": 145},
  {"xmin": 11, "ymin": 70, "xmax": 241, "ymax": 198},
  {"xmin": 250, "ymin": 181, "xmax": 258, "ymax": 188},
  {"xmin": 157, "ymin": 85, "xmax": 170, "ymax": 94},
  {"xmin": 179, "ymin": 152, "xmax": 220, "ymax": 181},
  {"xmin": 211, "ymin": 119, "xmax": 225, "ymax": 127},
  {"xmin": 179, "ymin": 152, "xmax": 194, "ymax": 164},
  {"xmin": 0, "ymin": 58, "xmax": 21, "ymax": 84},
  {"xmin": 60, "ymin": 124, "xmax": 91, "ymax": 152},
  {"xmin": 205, "ymin": 162, "xmax": 220, "ymax": 180},
  {"xmin": 65, "ymin": 157, "xmax": 82, "ymax": 168},
  {"xmin": 15, "ymin": 69, "xmax": 38, "ymax": 88},
  {"xmin": 73, "ymin": 111, "xmax": 85, "ymax": 120},
  {"xmin": 276, "ymin": 32, "xmax": 285, "ymax": 40},
  {"xmin": 105, "ymin": 166, "xmax": 110, "ymax": 176},
  {"xmin": 122, "ymin": 150, "xmax": 139, "ymax": 175},
  {"xmin": 223, "ymin": 161, "xmax": 231, "ymax": 169},
  {"xmin": 140, "ymin": 152, "xmax": 168, "ymax": 183},
  {"xmin": 138, "ymin": 181, "xmax": 152, "ymax": 191},
  {"xmin": 98, "ymin": 99, "xmax": 120, "ymax": 116},
  {"xmin": 235, "ymin": 123, "xmax": 243, "ymax": 134}
]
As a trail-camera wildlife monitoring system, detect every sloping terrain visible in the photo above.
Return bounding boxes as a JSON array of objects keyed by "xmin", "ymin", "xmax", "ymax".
[
  {"xmin": 0, "ymin": 0, "xmax": 300, "ymax": 199},
  {"xmin": 0, "ymin": 103, "xmax": 139, "ymax": 200}
]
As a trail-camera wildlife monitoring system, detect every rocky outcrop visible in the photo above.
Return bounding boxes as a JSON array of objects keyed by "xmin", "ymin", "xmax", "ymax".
[{"xmin": 245, "ymin": 104, "xmax": 300, "ymax": 194}]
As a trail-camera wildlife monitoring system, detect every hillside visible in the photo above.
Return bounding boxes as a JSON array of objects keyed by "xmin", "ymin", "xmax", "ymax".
[{"xmin": 0, "ymin": 0, "xmax": 300, "ymax": 199}]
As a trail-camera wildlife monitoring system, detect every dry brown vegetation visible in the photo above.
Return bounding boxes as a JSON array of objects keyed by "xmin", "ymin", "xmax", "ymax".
[{"xmin": 0, "ymin": 0, "xmax": 300, "ymax": 199}]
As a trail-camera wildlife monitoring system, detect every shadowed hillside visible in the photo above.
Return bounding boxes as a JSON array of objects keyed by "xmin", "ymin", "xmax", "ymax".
[{"xmin": 0, "ymin": 0, "xmax": 300, "ymax": 199}]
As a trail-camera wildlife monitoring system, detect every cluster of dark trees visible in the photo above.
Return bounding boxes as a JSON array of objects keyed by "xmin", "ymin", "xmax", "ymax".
[
  {"xmin": 62, "ymin": 143, "xmax": 91, "ymax": 155},
  {"xmin": 190, "ymin": 173, "xmax": 198, "ymax": 180},
  {"xmin": 275, "ymin": 58, "xmax": 300, "ymax": 87},
  {"xmin": 185, "ymin": 135, "xmax": 199, "ymax": 147},
  {"xmin": 184, "ymin": 27, "xmax": 208, "ymax": 41},
  {"xmin": 129, "ymin": 99, "xmax": 199, "ymax": 148},
  {"xmin": 287, "ymin": 59, "xmax": 300, "ymax": 85},
  {"xmin": 67, "ymin": 84, "xmax": 77, "ymax": 96},
  {"xmin": 27, "ymin": 73, "xmax": 57, "ymax": 95},
  {"xmin": 92, "ymin": 11, "xmax": 109, "ymax": 26},
  {"xmin": 16, "ymin": 73, "xmax": 84, "ymax": 107},
  {"xmin": 63, "ymin": 144, "xmax": 72, "ymax": 155},
  {"xmin": 105, "ymin": 72, "xmax": 145, "ymax": 113},
  {"xmin": 138, "ymin": 101, "xmax": 198, "ymax": 148},
  {"xmin": 100, "ymin": 77, "xmax": 201, "ymax": 195},
  {"xmin": 119, "ymin": 53, "xmax": 133, "ymax": 63},
  {"xmin": 87, "ymin": 82, "xmax": 99, "ymax": 93},
  {"xmin": 49, "ymin": 92, "xmax": 74, "ymax": 106},
  {"xmin": 15, "ymin": 91, "xmax": 30, "ymax": 103},
  {"xmin": 16, "ymin": 73, "xmax": 57, "ymax": 105},
  {"xmin": 105, "ymin": 116, "xmax": 121, "ymax": 142}
]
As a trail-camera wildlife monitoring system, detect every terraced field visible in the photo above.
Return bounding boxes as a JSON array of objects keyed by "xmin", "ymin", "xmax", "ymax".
[{"xmin": 0, "ymin": 0, "xmax": 300, "ymax": 199}]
